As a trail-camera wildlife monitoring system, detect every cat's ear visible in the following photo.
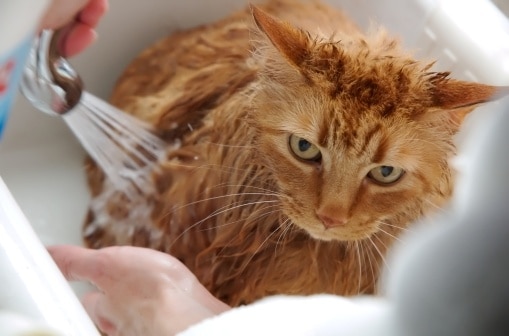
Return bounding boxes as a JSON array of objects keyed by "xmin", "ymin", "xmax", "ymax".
[
  {"xmin": 250, "ymin": 5, "xmax": 312, "ymax": 68},
  {"xmin": 430, "ymin": 74, "xmax": 509, "ymax": 124}
]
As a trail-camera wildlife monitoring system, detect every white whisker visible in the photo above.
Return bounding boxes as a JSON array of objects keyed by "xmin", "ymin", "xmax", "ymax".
[
  {"xmin": 373, "ymin": 233, "xmax": 390, "ymax": 251},
  {"xmin": 275, "ymin": 218, "xmax": 292, "ymax": 256},
  {"xmin": 203, "ymin": 141, "xmax": 255, "ymax": 149},
  {"xmin": 376, "ymin": 220, "xmax": 411, "ymax": 233},
  {"xmin": 376, "ymin": 224, "xmax": 403, "ymax": 243},
  {"xmin": 368, "ymin": 236, "xmax": 391, "ymax": 273},
  {"xmin": 241, "ymin": 226, "xmax": 282, "ymax": 271},
  {"xmin": 208, "ymin": 205, "xmax": 281, "ymax": 231},
  {"xmin": 169, "ymin": 199, "xmax": 279, "ymax": 248},
  {"xmin": 362, "ymin": 240, "xmax": 376, "ymax": 287},
  {"xmin": 165, "ymin": 161, "xmax": 254, "ymax": 175},
  {"xmin": 424, "ymin": 199, "xmax": 447, "ymax": 213},
  {"xmin": 355, "ymin": 241, "xmax": 362, "ymax": 294},
  {"xmin": 214, "ymin": 184, "xmax": 279, "ymax": 195},
  {"xmin": 166, "ymin": 192, "xmax": 279, "ymax": 216}
]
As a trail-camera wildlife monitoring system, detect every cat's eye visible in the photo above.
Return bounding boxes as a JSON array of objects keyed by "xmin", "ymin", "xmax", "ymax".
[
  {"xmin": 289, "ymin": 134, "xmax": 322, "ymax": 162},
  {"xmin": 367, "ymin": 166, "xmax": 404, "ymax": 185}
]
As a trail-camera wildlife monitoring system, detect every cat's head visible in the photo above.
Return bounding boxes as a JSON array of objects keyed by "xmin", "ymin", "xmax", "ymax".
[{"xmin": 248, "ymin": 5, "xmax": 509, "ymax": 242}]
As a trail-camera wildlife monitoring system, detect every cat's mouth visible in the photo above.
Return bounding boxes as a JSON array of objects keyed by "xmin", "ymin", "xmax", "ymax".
[{"xmin": 294, "ymin": 219, "xmax": 380, "ymax": 242}]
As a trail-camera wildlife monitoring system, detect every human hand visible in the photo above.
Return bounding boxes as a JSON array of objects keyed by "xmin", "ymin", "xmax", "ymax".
[
  {"xmin": 39, "ymin": 0, "xmax": 108, "ymax": 57},
  {"xmin": 48, "ymin": 245, "xmax": 230, "ymax": 336}
]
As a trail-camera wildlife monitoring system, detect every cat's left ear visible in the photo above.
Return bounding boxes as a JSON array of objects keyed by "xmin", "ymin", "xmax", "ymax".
[
  {"xmin": 251, "ymin": 5, "xmax": 312, "ymax": 69},
  {"xmin": 431, "ymin": 76, "xmax": 509, "ymax": 124}
]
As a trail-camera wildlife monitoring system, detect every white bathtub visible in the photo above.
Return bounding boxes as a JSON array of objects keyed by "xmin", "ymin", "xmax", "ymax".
[{"xmin": 0, "ymin": 0, "xmax": 508, "ymax": 333}]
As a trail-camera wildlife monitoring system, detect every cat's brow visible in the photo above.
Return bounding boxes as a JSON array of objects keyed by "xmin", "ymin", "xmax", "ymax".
[
  {"xmin": 372, "ymin": 140, "xmax": 388, "ymax": 163},
  {"xmin": 363, "ymin": 123, "xmax": 385, "ymax": 162},
  {"xmin": 318, "ymin": 115, "xmax": 337, "ymax": 147},
  {"xmin": 321, "ymin": 115, "xmax": 383, "ymax": 160}
]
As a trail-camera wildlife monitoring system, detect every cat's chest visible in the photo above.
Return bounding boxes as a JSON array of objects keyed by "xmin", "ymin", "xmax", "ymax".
[{"xmin": 213, "ymin": 235, "xmax": 378, "ymax": 305}]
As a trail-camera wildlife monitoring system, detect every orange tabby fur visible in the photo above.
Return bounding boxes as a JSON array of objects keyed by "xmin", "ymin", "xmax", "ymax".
[{"xmin": 83, "ymin": 0, "xmax": 508, "ymax": 306}]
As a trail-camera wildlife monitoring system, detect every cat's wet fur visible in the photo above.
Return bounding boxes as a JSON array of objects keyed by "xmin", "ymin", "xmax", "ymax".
[{"xmin": 83, "ymin": 0, "xmax": 509, "ymax": 306}]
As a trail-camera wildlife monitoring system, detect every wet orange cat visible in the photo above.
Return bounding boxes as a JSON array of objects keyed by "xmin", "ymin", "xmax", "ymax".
[{"xmin": 83, "ymin": 0, "xmax": 508, "ymax": 306}]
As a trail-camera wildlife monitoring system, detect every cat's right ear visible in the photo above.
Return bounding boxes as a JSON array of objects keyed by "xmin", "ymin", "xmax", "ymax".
[
  {"xmin": 430, "ymin": 75, "xmax": 509, "ymax": 126},
  {"xmin": 250, "ymin": 5, "xmax": 312, "ymax": 69}
]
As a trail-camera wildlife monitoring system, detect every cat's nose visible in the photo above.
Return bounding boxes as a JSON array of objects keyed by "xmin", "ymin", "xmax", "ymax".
[{"xmin": 317, "ymin": 213, "xmax": 348, "ymax": 229}]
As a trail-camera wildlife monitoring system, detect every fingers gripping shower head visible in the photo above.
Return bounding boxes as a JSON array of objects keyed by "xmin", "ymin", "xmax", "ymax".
[{"xmin": 21, "ymin": 29, "xmax": 83, "ymax": 115}]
